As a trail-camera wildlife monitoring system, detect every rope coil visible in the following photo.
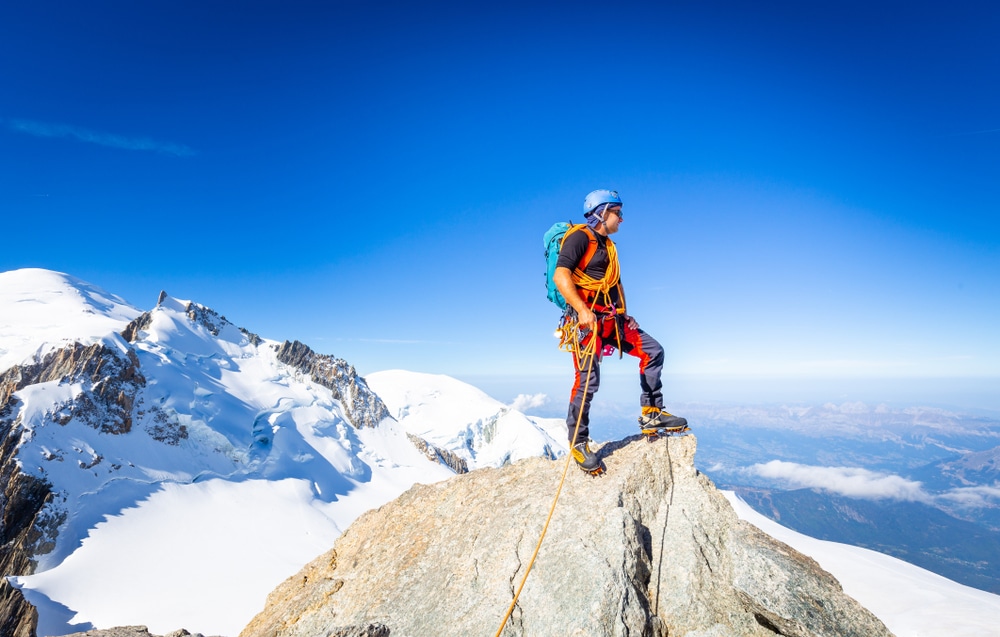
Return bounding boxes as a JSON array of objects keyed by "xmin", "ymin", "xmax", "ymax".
[{"xmin": 571, "ymin": 234, "xmax": 620, "ymax": 306}]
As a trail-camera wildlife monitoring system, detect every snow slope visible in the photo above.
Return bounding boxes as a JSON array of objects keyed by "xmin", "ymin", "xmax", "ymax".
[
  {"xmin": 366, "ymin": 369, "xmax": 567, "ymax": 469},
  {"xmin": 0, "ymin": 268, "xmax": 140, "ymax": 371},
  {"xmin": 724, "ymin": 491, "xmax": 1000, "ymax": 637}
]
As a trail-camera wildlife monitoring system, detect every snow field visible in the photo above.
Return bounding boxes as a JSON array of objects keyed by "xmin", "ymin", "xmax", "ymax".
[{"xmin": 724, "ymin": 491, "xmax": 1000, "ymax": 637}]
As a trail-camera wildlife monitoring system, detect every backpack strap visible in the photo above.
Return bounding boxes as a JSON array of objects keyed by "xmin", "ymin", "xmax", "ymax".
[{"xmin": 561, "ymin": 224, "xmax": 600, "ymax": 272}]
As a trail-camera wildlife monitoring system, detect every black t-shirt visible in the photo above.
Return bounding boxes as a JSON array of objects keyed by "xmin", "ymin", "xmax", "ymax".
[
  {"xmin": 556, "ymin": 227, "xmax": 607, "ymax": 275},
  {"xmin": 556, "ymin": 227, "xmax": 622, "ymax": 307}
]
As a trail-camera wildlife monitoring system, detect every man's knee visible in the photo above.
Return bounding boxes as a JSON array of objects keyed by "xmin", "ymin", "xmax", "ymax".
[
  {"xmin": 648, "ymin": 340, "xmax": 664, "ymax": 365},
  {"xmin": 628, "ymin": 329, "xmax": 663, "ymax": 364}
]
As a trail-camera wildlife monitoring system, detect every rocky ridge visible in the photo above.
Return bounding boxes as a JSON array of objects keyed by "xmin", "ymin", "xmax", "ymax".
[
  {"xmin": 240, "ymin": 434, "xmax": 895, "ymax": 637},
  {"xmin": 272, "ymin": 340, "xmax": 389, "ymax": 431},
  {"xmin": 404, "ymin": 433, "xmax": 469, "ymax": 474}
]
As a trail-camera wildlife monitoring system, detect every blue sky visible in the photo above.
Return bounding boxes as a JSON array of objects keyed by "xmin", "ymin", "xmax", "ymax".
[{"xmin": 2, "ymin": 1, "xmax": 998, "ymax": 409}]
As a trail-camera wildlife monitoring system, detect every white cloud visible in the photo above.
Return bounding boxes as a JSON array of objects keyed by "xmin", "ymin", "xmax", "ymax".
[
  {"xmin": 939, "ymin": 484, "xmax": 1000, "ymax": 508},
  {"xmin": 510, "ymin": 393, "xmax": 547, "ymax": 412},
  {"xmin": 750, "ymin": 460, "xmax": 932, "ymax": 503},
  {"xmin": 748, "ymin": 462, "xmax": 1000, "ymax": 509},
  {"xmin": 4, "ymin": 118, "xmax": 196, "ymax": 156}
]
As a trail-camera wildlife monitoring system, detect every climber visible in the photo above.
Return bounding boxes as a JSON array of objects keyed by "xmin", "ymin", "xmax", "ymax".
[{"xmin": 553, "ymin": 189, "xmax": 688, "ymax": 473}]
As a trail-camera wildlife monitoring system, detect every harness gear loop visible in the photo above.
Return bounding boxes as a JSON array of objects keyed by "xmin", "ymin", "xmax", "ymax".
[{"xmin": 493, "ymin": 330, "xmax": 598, "ymax": 637}]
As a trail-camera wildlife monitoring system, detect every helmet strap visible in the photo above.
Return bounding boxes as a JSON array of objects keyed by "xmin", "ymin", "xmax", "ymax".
[{"xmin": 586, "ymin": 203, "xmax": 608, "ymax": 231}]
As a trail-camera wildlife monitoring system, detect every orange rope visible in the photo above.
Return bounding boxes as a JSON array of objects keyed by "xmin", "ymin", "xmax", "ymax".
[
  {"xmin": 493, "ymin": 332, "xmax": 597, "ymax": 637},
  {"xmin": 571, "ymin": 235, "xmax": 620, "ymax": 302}
]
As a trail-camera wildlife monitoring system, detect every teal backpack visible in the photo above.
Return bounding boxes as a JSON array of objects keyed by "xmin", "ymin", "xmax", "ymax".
[
  {"xmin": 544, "ymin": 222, "xmax": 599, "ymax": 310},
  {"xmin": 544, "ymin": 222, "xmax": 572, "ymax": 310}
]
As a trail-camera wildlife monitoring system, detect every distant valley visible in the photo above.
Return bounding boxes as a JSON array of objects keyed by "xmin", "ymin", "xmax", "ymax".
[{"xmin": 678, "ymin": 402, "xmax": 1000, "ymax": 593}]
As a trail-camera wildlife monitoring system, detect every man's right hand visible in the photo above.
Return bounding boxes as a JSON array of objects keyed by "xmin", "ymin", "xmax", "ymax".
[
  {"xmin": 553, "ymin": 266, "xmax": 597, "ymax": 332},
  {"xmin": 577, "ymin": 307, "xmax": 597, "ymax": 333}
]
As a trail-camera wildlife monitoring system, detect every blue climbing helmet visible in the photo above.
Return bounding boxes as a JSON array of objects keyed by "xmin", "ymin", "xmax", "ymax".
[{"xmin": 583, "ymin": 189, "xmax": 622, "ymax": 216}]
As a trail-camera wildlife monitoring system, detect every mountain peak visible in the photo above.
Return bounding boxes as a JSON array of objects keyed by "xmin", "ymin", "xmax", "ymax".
[
  {"xmin": 0, "ymin": 268, "xmax": 140, "ymax": 372},
  {"xmin": 241, "ymin": 434, "xmax": 893, "ymax": 637}
]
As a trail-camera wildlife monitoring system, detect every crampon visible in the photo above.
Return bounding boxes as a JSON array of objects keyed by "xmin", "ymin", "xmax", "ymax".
[
  {"xmin": 571, "ymin": 441, "xmax": 605, "ymax": 476},
  {"xmin": 641, "ymin": 425, "xmax": 691, "ymax": 442},
  {"xmin": 580, "ymin": 461, "xmax": 607, "ymax": 476}
]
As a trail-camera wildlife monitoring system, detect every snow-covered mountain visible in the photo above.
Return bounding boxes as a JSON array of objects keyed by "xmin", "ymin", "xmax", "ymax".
[
  {"xmin": 0, "ymin": 269, "xmax": 568, "ymax": 637},
  {"xmin": 0, "ymin": 270, "xmax": 458, "ymax": 636},
  {"xmin": 366, "ymin": 369, "xmax": 567, "ymax": 470}
]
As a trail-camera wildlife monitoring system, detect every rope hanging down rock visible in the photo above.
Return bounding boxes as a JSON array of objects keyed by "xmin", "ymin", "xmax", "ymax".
[{"xmin": 493, "ymin": 332, "xmax": 598, "ymax": 636}]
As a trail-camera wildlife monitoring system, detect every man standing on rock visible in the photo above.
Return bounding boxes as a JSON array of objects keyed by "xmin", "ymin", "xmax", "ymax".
[{"xmin": 553, "ymin": 189, "xmax": 687, "ymax": 474}]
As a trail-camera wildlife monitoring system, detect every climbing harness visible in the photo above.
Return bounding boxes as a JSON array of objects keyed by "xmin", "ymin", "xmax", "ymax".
[
  {"xmin": 555, "ymin": 303, "xmax": 625, "ymax": 362},
  {"xmin": 492, "ymin": 329, "xmax": 599, "ymax": 637}
]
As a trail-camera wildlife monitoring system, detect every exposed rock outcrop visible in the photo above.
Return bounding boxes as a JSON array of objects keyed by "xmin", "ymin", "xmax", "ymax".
[
  {"xmin": 0, "ymin": 394, "xmax": 54, "ymax": 578},
  {"xmin": 122, "ymin": 297, "xmax": 263, "ymax": 348},
  {"xmin": 405, "ymin": 433, "xmax": 469, "ymax": 474},
  {"xmin": 240, "ymin": 434, "xmax": 895, "ymax": 637},
  {"xmin": 120, "ymin": 311, "xmax": 155, "ymax": 344},
  {"xmin": 273, "ymin": 341, "xmax": 389, "ymax": 430},
  {"xmin": 1, "ymin": 341, "xmax": 144, "ymax": 436},
  {"xmin": 0, "ymin": 578, "xmax": 36, "ymax": 637}
]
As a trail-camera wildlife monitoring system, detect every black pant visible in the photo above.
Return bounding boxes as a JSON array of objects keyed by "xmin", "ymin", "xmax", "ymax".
[{"xmin": 565, "ymin": 315, "xmax": 665, "ymax": 446}]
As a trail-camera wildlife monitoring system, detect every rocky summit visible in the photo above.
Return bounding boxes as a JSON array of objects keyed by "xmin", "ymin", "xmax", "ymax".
[{"xmin": 239, "ymin": 434, "xmax": 895, "ymax": 637}]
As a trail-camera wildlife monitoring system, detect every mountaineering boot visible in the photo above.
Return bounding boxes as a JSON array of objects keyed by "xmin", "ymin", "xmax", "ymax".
[
  {"xmin": 639, "ymin": 407, "xmax": 689, "ymax": 441},
  {"xmin": 571, "ymin": 441, "xmax": 605, "ymax": 476}
]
